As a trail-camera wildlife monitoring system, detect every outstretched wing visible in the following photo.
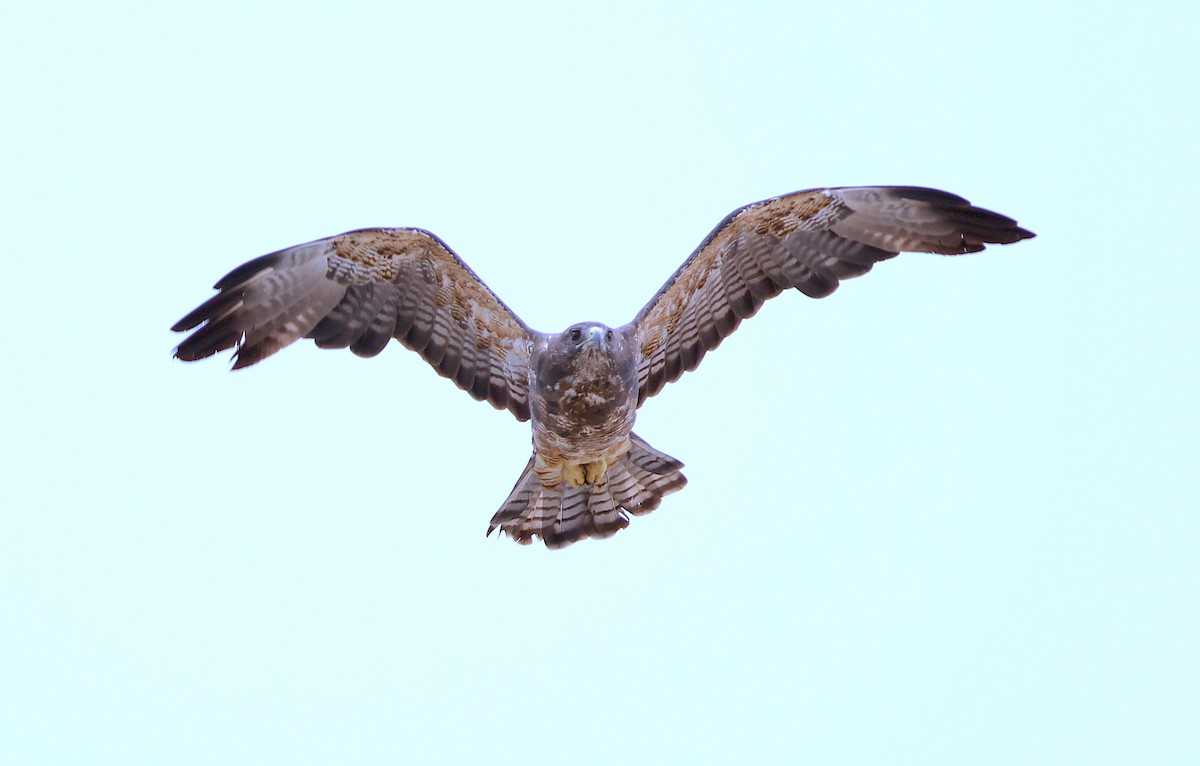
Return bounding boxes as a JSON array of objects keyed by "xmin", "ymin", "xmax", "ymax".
[
  {"xmin": 629, "ymin": 186, "xmax": 1035, "ymax": 405},
  {"xmin": 173, "ymin": 228, "xmax": 536, "ymax": 421}
]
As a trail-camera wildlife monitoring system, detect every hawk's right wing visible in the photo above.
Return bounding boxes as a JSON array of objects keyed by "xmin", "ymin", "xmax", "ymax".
[{"xmin": 172, "ymin": 228, "xmax": 536, "ymax": 421}]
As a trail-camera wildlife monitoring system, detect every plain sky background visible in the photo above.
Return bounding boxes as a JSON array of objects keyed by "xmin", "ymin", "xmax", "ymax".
[{"xmin": 2, "ymin": 1, "xmax": 1197, "ymax": 763}]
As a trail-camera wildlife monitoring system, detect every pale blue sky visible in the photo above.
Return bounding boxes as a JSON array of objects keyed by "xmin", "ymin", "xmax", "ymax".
[{"xmin": 2, "ymin": 1, "xmax": 1197, "ymax": 763}]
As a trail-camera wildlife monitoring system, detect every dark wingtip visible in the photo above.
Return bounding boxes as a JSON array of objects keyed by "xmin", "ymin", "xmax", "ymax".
[
  {"xmin": 173, "ymin": 256, "xmax": 278, "ymax": 361},
  {"xmin": 230, "ymin": 340, "xmax": 275, "ymax": 370},
  {"xmin": 975, "ymin": 221, "xmax": 1035, "ymax": 248},
  {"xmin": 940, "ymin": 197, "xmax": 1036, "ymax": 251},
  {"xmin": 171, "ymin": 289, "xmax": 239, "ymax": 333},
  {"xmin": 212, "ymin": 252, "xmax": 280, "ymax": 290},
  {"xmin": 172, "ymin": 323, "xmax": 241, "ymax": 362},
  {"xmin": 890, "ymin": 186, "xmax": 973, "ymax": 206}
]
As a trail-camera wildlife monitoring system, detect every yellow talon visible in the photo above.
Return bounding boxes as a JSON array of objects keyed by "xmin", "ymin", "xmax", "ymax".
[
  {"xmin": 585, "ymin": 458, "xmax": 608, "ymax": 485},
  {"xmin": 563, "ymin": 463, "xmax": 586, "ymax": 488},
  {"xmin": 562, "ymin": 459, "xmax": 608, "ymax": 487}
]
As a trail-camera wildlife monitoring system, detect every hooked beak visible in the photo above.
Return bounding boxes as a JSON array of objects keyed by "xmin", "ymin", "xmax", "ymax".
[{"xmin": 580, "ymin": 326, "xmax": 607, "ymax": 350}]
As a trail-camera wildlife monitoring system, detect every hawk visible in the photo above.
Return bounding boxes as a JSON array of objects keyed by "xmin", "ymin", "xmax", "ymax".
[{"xmin": 173, "ymin": 186, "xmax": 1034, "ymax": 548}]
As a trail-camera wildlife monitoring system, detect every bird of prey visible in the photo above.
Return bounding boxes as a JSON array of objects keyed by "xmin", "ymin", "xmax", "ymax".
[{"xmin": 173, "ymin": 186, "xmax": 1034, "ymax": 548}]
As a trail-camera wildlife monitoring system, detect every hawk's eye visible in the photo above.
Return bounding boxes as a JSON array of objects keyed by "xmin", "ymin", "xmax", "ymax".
[
  {"xmin": 605, "ymin": 329, "xmax": 614, "ymax": 342},
  {"xmin": 569, "ymin": 328, "xmax": 582, "ymax": 342}
]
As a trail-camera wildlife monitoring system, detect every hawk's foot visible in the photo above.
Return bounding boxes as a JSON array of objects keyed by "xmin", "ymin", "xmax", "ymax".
[
  {"xmin": 585, "ymin": 458, "xmax": 608, "ymax": 485},
  {"xmin": 563, "ymin": 459, "xmax": 609, "ymax": 487},
  {"xmin": 563, "ymin": 463, "xmax": 586, "ymax": 488}
]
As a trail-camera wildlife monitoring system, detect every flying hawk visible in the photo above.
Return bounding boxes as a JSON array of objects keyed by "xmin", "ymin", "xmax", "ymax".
[{"xmin": 173, "ymin": 186, "xmax": 1034, "ymax": 548}]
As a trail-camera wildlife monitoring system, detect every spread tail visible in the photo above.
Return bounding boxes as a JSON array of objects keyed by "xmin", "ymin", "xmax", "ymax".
[{"xmin": 487, "ymin": 433, "xmax": 687, "ymax": 549}]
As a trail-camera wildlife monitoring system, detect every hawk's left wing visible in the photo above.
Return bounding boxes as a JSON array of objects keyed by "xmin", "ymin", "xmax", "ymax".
[
  {"xmin": 628, "ymin": 186, "xmax": 1035, "ymax": 406},
  {"xmin": 172, "ymin": 228, "xmax": 536, "ymax": 420}
]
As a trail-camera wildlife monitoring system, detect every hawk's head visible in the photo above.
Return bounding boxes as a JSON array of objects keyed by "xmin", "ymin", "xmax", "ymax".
[
  {"xmin": 530, "ymin": 321, "xmax": 633, "ymax": 393},
  {"xmin": 563, "ymin": 322, "xmax": 614, "ymax": 353},
  {"xmin": 541, "ymin": 322, "xmax": 634, "ymax": 372},
  {"xmin": 530, "ymin": 322, "xmax": 638, "ymax": 426}
]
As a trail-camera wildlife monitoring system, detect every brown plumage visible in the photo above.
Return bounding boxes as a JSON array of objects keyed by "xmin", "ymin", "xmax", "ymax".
[{"xmin": 172, "ymin": 185, "xmax": 1034, "ymax": 548}]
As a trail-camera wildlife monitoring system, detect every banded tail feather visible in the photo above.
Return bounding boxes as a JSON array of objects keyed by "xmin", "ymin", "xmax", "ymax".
[{"xmin": 489, "ymin": 433, "xmax": 687, "ymax": 549}]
